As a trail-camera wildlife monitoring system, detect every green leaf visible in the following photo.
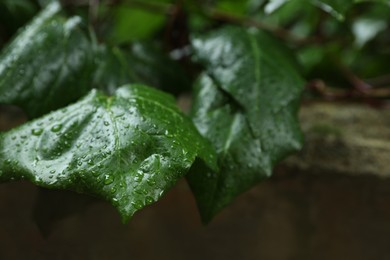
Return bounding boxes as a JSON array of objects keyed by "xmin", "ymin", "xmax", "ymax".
[
  {"xmin": 313, "ymin": 0, "xmax": 390, "ymax": 20},
  {"xmin": 93, "ymin": 45, "xmax": 135, "ymax": 95},
  {"xmin": 188, "ymin": 26, "xmax": 304, "ymax": 222},
  {"xmin": 126, "ymin": 42, "xmax": 192, "ymax": 94},
  {"xmin": 0, "ymin": 85, "xmax": 217, "ymax": 222},
  {"xmin": 264, "ymin": 0, "xmax": 290, "ymax": 14},
  {"xmin": 0, "ymin": 2, "xmax": 96, "ymax": 118},
  {"xmin": 0, "ymin": 0, "xmax": 39, "ymax": 35},
  {"xmin": 94, "ymin": 42, "xmax": 191, "ymax": 95}
]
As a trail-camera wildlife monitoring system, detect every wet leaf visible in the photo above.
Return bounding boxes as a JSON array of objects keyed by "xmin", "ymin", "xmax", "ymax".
[
  {"xmin": 314, "ymin": 0, "xmax": 390, "ymax": 20},
  {"xmin": 188, "ymin": 26, "xmax": 304, "ymax": 222},
  {"xmin": 0, "ymin": 2, "xmax": 95, "ymax": 118},
  {"xmin": 0, "ymin": 84, "xmax": 217, "ymax": 221}
]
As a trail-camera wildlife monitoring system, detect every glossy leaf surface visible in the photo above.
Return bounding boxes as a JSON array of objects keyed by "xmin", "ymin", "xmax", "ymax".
[
  {"xmin": 188, "ymin": 26, "xmax": 304, "ymax": 222},
  {"xmin": 0, "ymin": 2, "xmax": 95, "ymax": 118},
  {"xmin": 0, "ymin": 85, "xmax": 217, "ymax": 221}
]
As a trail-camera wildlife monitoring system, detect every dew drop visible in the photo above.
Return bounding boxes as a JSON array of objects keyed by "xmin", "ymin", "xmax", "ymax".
[
  {"xmin": 131, "ymin": 200, "xmax": 143, "ymax": 210},
  {"xmin": 31, "ymin": 128, "xmax": 43, "ymax": 136},
  {"xmin": 145, "ymin": 196, "xmax": 154, "ymax": 204},
  {"xmin": 104, "ymin": 174, "xmax": 114, "ymax": 185},
  {"xmin": 51, "ymin": 124, "xmax": 62, "ymax": 132},
  {"xmin": 146, "ymin": 179, "xmax": 156, "ymax": 186},
  {"xmin": 104, "ymin": 121, "xmax": 110, "ymax": 126}
]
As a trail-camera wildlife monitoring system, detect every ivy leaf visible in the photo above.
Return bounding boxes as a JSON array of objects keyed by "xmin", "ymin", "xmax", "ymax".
[
  {"xmin": 93, "ymin": 45, "xmax": 135, "ymax": 95},
  {"xmin": 188, "ymin": 26, "xmax": 304, "ymax": 222},
  {"xmin": 126, "ymin": 42, "xmax": 192, "ymax": 94},
  {"xmin": 0, "ymin": 85, "xmax": 218, "ymax": 222},
  {"xmin": 94, "ymin": 42, "xmax": 191, "ymax": 95},
  {"xmin": 0, "ymin": 2, "xmax": 95, "ymax": 118}
]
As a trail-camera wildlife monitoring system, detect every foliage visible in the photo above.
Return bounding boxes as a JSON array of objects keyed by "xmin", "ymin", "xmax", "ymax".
[{"xmin": 0, "ymin": 0, "xmax": 388, "ymax": 223}]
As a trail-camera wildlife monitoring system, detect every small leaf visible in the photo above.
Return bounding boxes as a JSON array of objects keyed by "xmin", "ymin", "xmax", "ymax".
[
  {"xmin": 0, "ymin": 85, "xmax": 217, "ymax": 221},
  {"xmin": 93, "ymin": 45, "xmax": 135, "ymax": 95},
  {"xmin": 126, "ymin": 42, "xmax": 192, "ymax": 94},
  {"xmin": 313, "ymin": 0, "xmax": 390, "ymax": 20},
  {"xmin": 0, "ymin": 2, "xmax": 95, "ymax": 118},
  {"xmin": 264, "ymin": 0, "xmax": 290, "ymax": 14},
  {"xmin": 188, "ymin": 26, "xmax": 304, "ymax": 222},
  {"xmin": 93, "ymin": 42, "xmax": 191, "ymax": 95}
]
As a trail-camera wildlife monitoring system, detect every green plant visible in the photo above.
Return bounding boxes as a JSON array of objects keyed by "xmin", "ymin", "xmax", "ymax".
[{"xmin": 0, "ymin": 0, "xmax": 389, "ymax": 224}]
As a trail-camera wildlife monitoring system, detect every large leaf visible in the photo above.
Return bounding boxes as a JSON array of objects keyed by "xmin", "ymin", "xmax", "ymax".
[
  {"xmin": 0, "ymin": 2, "xmax": 95, "ymax": 118},
  {"xmin": 188, "ymin": 26, "xmax": 304, "ymax": 222},
  {"xmin": 0, "ymin": 85, "xmax": 218, "ymax": 221}
]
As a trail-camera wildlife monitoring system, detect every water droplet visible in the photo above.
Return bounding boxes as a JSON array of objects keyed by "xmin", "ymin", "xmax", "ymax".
[
  {"xmin": 134, "ymin": 171, "xmax": 144, "ymax": 182},
  {"xmin": 51, "ymin": 124, "xmax": 62, "ymax": 132},
  {"xmin": 145, "ymin": 196, "xmax": 154, "ymax": 204},
  {"xmin": 50, "ymin": 170, "xmax": 56, "ymax": 174},
  {"xmin": 110, "ymin": 187, "xmax": 117, "ymax": 194},
  {"xmin": 131, "ymin": 200, "xmax": 143, "ymax": 210},
  {"xmin": 31, "ymin": 128, "xmax": 43, "ymax": 136},
  {"xmin": 104, "ymin": 121, "xmax": 110, "ymax": 126},
  {"xmin": 104, "ymin": 174, "xmax": 114, "ymax": 185},
  {"xmin": 147, "ymin": 179, "xmax": 156, "ymax": 186}
]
